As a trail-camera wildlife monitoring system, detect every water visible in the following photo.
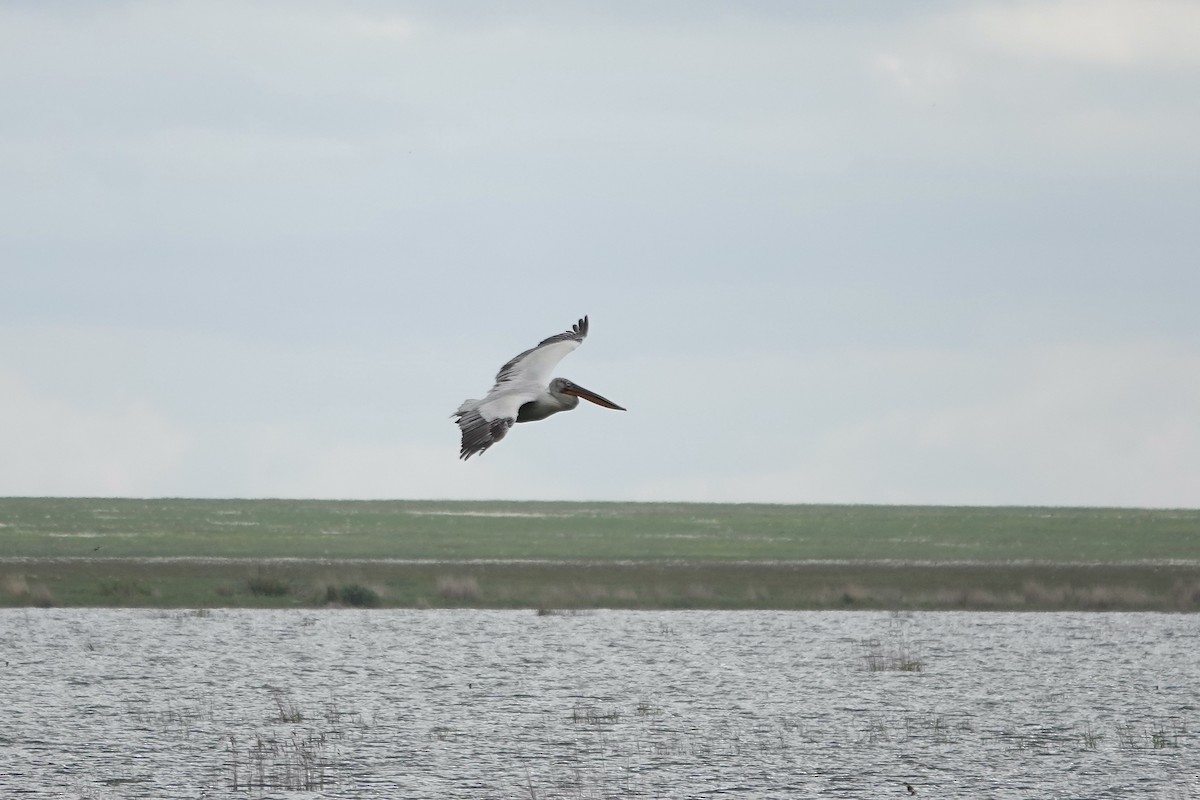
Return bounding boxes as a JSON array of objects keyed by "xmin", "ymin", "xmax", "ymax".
[{"xmin": 1, "ymin": 609, "xmax": 1197, "ymax": 799}]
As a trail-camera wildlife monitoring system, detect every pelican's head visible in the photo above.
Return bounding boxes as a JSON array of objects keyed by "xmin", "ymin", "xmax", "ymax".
[{"xmin": 550, "ymin": 378, "xmax": 626, "ymax": 411}]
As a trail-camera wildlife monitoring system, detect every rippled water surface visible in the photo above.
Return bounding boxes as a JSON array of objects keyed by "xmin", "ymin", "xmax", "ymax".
[{"xmin": 2, "ymin": 609, "xmax": 1198, "ymax": 798}]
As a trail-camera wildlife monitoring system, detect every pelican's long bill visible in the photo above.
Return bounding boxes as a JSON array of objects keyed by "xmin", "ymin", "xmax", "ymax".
[{"xmin": 561, "ymin": 382, "xmax": 626, "ymax": 411}]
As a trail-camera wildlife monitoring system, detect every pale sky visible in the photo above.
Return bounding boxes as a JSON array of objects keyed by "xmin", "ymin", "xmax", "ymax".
[{"xmin": 3, "ymin": 1, "xmax": 1199, "ymax": 507}]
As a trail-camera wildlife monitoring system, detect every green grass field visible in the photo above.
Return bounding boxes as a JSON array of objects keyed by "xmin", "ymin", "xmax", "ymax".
[{"xmin": 3, "ymin": 498, "xmax": 1199, "ymax": 610}]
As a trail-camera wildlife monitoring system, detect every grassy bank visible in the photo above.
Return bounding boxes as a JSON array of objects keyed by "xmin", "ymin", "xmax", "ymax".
[
  {"xmin": 2, "ymin": 499, "xmax": 1199, "ymax": 610},
  {"xmin": 4, "ymin": 558, "xmax": 1200, "ymax": 611}
]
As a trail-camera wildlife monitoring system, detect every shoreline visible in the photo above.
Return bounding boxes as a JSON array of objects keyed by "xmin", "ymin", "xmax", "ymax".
[
  {"xmin": 6, "ymin": 557, "xmax": 1199, "ymax": 612},
  {"xmin": 5, "ymin": 498, "xmax": 1198, "ymax": 611}
]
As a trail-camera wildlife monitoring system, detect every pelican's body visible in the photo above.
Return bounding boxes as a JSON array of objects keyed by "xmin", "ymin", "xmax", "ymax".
[{"xmin": 453, "ymin": 316, "xmax": 625, "ymax": 459}]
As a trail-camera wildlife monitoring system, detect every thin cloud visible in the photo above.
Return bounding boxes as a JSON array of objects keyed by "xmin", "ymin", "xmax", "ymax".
[{"xmin": 967, "ymin": 0, "xmax": 1200, "ymax": 65}]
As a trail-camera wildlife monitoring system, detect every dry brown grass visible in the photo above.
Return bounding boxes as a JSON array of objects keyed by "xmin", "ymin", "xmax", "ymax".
[
  {"xmin": 2, "ymin": 573, "xmax": 29, "ymax": 597},
  {"xmin": 1171, "ymin": 580, "xmax": 1200, "ymax": 610},
  {"xmin": 3, "ymin": 573, "xmax": 57, "ymax": 607},
  {"xmin": 436, "ymin": 575, "xmax": 482, "ymax": 602}
]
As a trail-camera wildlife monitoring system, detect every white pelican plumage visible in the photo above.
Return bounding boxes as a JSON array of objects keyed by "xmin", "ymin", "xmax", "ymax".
[{"xmin": 452, "ymin": 316, "xmax": 625, "ymax": 460}]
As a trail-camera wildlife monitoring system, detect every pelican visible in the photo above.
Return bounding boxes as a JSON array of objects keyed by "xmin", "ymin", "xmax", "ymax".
[{"xmin": 453, "ymin": 316, "xmax": 625, "ymax": 459}]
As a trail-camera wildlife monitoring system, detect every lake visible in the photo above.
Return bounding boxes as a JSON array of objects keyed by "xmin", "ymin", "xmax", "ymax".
[{"xmin": 1, "ymin": 609, "xmax": 1197, "ymax": 798}]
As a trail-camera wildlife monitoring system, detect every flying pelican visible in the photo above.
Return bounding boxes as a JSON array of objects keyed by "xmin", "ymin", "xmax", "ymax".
[{"xmin": 453, "ymin": 316, "xmax": 625, "ymax": 460}]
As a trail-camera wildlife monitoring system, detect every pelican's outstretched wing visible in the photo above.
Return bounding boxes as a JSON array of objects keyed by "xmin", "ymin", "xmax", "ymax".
[
  {"xmin": 452, "ymin": 316, "xmax": 590, "ymax": 459},
  {"xmin": 492, "ymin": 316, "xmax": 589, "ymax": 388},
  {"xmin": 453, "ymin": 404, "xmax": 516, "ymax": 460},
  {"xmin": 453, "ymin": 389, "xmax": 535, "ymax": 460}
]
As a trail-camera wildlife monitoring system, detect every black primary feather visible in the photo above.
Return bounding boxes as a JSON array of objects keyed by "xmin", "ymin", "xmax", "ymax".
[{"xmin": 456, "ymin": 409, "xmax": 514, "ymax": 460}]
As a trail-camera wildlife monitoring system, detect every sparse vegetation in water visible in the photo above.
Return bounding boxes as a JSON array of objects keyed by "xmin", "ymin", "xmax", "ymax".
[
  {"xmin": 227, "ymin": 730, "xmax": 334, "ymax": 791},
  {"xmin": 857, "ymin": 714, "xmax": 891, "ymax": 744},
  {"xmin": 848, "ymin": 710, "xmax": 969, "ymax": 749},
  {"xmin": 1110, "ymin": 720, "xmax": 1186, "ymax": 750},
  {"xmin": 320, "ymin": 695, "xmax": 371, "ymax": 729},
  {"xmin": 860, "ymin": 636, "xmax": 923, "ymax": 672},
  {"xmin": 127, "ymin": 698, "xmax": 216, "ymax": 734},
  {"xmin": 902, "ymin": 712, "xmax": 958, "ymax": 744},
  {"xmin": 1079, "ymin": 721, "xmax": 1104, "ymax": 750},
  {"xmin": 635, "ymin": 699, "xmax": 659, "ymax": 717},
  {"xmin": 222, "ymin": 689, "xmax": 371, "ymax": 791},
  {"xmin": 270, "ymin": 689, "xmax": 304, "ymax": 723},
  {"xmin": 1114, "ymin": 722, "xmax": 1139, "ymax": 750},
  {"xmin": 1144, "ymin": 719, "xmax": 1185, "ymax": 749},
  {"xmin": 572, "ymin": 703, "xmax": 621, "ymax": 725},
  {"xmin": 1149, "ymin": 723, "xmax": 1179, "ymax": 749},
  {"xmin": 428, "ymin": 725, "xmax": 455, "ymax": 741}
]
